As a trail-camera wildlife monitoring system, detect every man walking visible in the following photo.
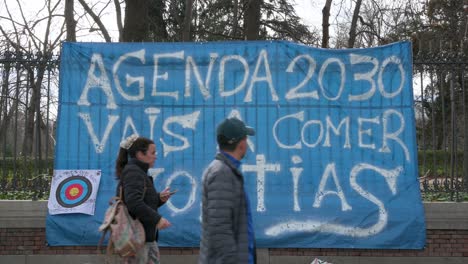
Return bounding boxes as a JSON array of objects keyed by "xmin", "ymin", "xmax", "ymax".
[{"xmin": 199, "ymin": 117, "xmax": 256, "ymax": 264}]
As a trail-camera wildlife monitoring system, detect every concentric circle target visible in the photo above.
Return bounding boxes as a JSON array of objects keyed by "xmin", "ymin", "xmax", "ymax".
[{"xmin": 56, "ymin": 176, "xmax": 92, "ymax": 208}]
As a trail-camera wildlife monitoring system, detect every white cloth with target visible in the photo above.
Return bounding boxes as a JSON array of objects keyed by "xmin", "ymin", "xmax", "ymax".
[{"xmin": 48, "ymin": 170, "xmax": 101, "ymax": 215}]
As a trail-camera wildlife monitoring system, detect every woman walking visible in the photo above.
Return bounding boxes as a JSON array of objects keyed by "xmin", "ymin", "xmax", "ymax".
[{"xmin": 115, "ymin": 134, "xmax": 174, "ymax": 264}]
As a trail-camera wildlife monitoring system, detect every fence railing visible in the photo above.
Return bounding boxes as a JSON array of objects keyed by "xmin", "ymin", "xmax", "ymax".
[
  {"xmin": 0, "ymin": 51, "xmax": 59, "ymax": 200},
  {"xmin": 413, "ymin": 48, "xmax": 468, "ymax": 201},
  {"xmin": 1, "ymin": 48, "xmax": 467, "ymax": 200}
]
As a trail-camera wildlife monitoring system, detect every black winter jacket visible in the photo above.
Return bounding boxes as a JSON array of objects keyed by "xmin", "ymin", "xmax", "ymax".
[{"xmin": 119, "ymin": 158, "xmax": 165, "ymax": 242}]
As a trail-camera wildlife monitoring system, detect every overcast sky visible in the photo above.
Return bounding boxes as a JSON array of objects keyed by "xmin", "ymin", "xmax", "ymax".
[
  {"xmin": 0, "ymin": 0, "xmax": 330, "ymax": 41},
  {"xmin": 0, "ymin": 0, "xmax": 422, "ymax": 97},
  {"xmin": 295, "ymin": 0, "xmax": 326, "ymax": 29}
]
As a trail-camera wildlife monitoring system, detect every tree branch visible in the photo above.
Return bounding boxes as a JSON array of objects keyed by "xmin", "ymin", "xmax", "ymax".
[
  {"xmin": 113, "ymin": 0, "xmax": 123, "ymax": 41},
  {"xmin": 0, "ymin": 26, "xmax": 23, "ymax": 52},
  {"xmin": 77, "ymin": 0, "xmax": 112, "ymax": 42},
  {"xmin": 2, "ymin": 0, "xmax": 26, "ymax": 52}
]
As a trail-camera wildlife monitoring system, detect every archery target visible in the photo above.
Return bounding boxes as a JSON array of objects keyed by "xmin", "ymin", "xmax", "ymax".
[{"xmin": 56, "ymin": 176, "xmax": 92, "ymax": 208}]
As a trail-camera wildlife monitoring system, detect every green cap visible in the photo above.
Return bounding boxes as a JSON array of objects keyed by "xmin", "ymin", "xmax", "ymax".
[{"xmin": 216, "ymin": 117, "xmax": 255, "ymax": 144}]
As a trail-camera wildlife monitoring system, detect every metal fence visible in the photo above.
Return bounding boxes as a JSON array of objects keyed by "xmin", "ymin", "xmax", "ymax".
[
  {"xmin": 0, "ymin": 50, "xmax": 59, "ymax": 200},
  {"xmin": 0, "ymin": 47, "xmax": 467, "ymax": 200},
  {"xmin": 413, "ymin": 45, "xmax": 468, "ymax": 201}
]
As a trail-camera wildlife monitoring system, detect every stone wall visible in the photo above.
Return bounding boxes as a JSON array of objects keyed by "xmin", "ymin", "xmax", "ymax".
[{"xmin": 0, "ymin": 201, "xmax": 467, "ymax": 264}]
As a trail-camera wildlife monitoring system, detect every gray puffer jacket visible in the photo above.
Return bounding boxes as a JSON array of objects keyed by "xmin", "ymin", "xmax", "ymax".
[{"xmin": 199, "ymin": 153, "xmax": 249, "ymax": 264}]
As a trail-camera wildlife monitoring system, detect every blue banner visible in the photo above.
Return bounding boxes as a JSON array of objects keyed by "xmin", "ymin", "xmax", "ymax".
[{"xmin": 46, "ymin": 41, "xmax": 426, "ymax": 249}]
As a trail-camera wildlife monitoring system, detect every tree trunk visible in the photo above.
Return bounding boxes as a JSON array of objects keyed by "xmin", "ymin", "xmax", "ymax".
[
  {"xmin": 182, "ymin": 0, "xmax": 193, "ymax": 41},
  {"xmin": 0, "ymin": 61, "xmax": 11, "ymax": 144},
  {"xmin": 113, "ymin": 0, "xmax": 124, "ymax": 41},
  {"xmin": 244, "ymin": 0, "xmax": 261, "ymax": 40},
  {"xmin": 232, "ymin": 0, "xmax": 240, "ymax": 37},
  {"xmin": 22, "ymin": 62, "xmax": 46, "ymax": 157},
  {"xmin": 463, "ymin": 73, "xmax": 468, "ymax": 189},
  {"xmin": 348, "ymin": 0, "xmax": 362, "ymax": 48},
  {"xmin": 65, "ymin": 0, "xmax": 76, "ymax": 42},
  {"xmin": 322, "ymin": 0, "xmax": 333, "ymax": 48},
  {"xmin": 149, "ymin": 0, "xmax": 169, "ymax": 41},
  {"xmin": 22, "ymin": 73, "xmax": 35, "ymax": 156},
  {"xmin": 123, "ymin": 0, "xmax": 149, "ymax": 42}
]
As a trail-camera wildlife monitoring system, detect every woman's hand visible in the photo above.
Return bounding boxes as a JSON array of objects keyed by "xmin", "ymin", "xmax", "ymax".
[
  {"xmin": 156, "ymin": 217, "xmax": 171, "ymax": 230},
  {"xmin": 159, "ymin": 187, "xmax": 176, "ymax": 202}
]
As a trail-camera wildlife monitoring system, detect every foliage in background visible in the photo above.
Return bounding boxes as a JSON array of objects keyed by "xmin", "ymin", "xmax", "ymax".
[
  {"xmin": 0, "ymin": 158, "xmax": 53, "ymax": 200},
  {"xmin": 2, "ymin": 152, "xmax": 468, "ymax": 201},
  {"xmin": 422, "ymin": 192, "xmax": 468, "ymax": 202},
  {"xmin": 418, "ymin": 150, "xmax": 464, "ymax": 176},
  {"xmin": 1, "ymin": 0, "xmax": 467, "ymax": 201}
]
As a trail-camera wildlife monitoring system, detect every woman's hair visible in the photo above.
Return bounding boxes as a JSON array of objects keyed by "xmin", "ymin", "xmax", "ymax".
[{"xmin": 115, "ymin": 136, "xmax": 154, "ymax": 179}]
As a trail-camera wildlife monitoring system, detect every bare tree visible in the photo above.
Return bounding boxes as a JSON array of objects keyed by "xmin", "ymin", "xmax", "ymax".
[
  {"xmin": 65, "ymin": 0, "xmax": 76, "ymax": 41},
  {"xmin": 232, "ymin": 0, "xmax": 240, "ymax": 37},
  {"xmin": 347, "ymin": 0, "xmax": 362, "ymax": 48},
  {"xmin": 244, "ymin": 0, "xmax": 262, "ymax": 40},
  {"xmin": 0, "ymin": 0, "xmax": 63, "ymax": 157},
  {"xmin": 113, "ymin": 0, "xmax": 124, "ymax": 41},
  {"xmin": 122, "ymin": 0, "xmax": 149, "ymax": 41},
  {"xmin": 0, "ymin": 50, "xmax": 13, "ymax": 148},
  {"xmin": 77, "ymin": 0, "xmax": 112, "ymax": 42},
  {"xmin": 182, "ymin": 0, "xmax": 193, "ymax": 41},
  {"xmin": 322, "ymin": 0, "xmax": 333, "ymax": 48}
]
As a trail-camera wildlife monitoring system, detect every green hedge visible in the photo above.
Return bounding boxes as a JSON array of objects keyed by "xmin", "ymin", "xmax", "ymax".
[
  {"xmin": 0, "ymin": 157, "xmax": 54, "ymax": 172},
  {"xmin": 0, "ymin": 157, "xmax": 53, "ymax": 200},
  {"xmin": 1, "ymin": 153, "xmax": 467, "ymax": 201},
  {"xmin": 418, "ymin": 150, "xmax": 464, "ymax": 176}
]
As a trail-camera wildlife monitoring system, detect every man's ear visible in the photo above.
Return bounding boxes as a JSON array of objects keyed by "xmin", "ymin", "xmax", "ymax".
[{"xmin": 237, "ymin": 138, "xmax": 247, "ymax": 151}]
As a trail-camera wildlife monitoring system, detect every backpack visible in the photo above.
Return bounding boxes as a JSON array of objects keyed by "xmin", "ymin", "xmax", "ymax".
[{"xmin": 98, "ymin": 183, "xmax": 146, "ymax": 257}]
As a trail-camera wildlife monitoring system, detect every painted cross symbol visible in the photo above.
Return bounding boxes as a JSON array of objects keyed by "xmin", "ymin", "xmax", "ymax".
[{"xmin": 243, "ymin": 154, "xmax": 281, "ymax": 212}]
